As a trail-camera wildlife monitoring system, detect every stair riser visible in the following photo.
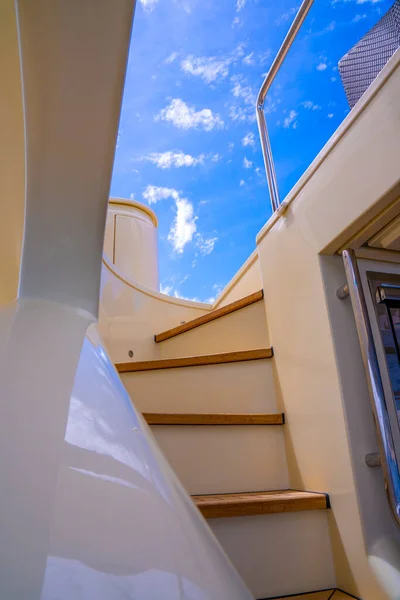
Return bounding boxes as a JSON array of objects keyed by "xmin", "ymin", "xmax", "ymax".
[
  {"xmin": 121, "ymin": 359, "xmax": 278, "ymax": 413},
  {"xmin": 209, "ymin": 511, "xmax": 335, "ymax": 599},
  {"xmin": 151, "ymin": 426, "xmax": 289, "ymax": 494},
  {"xmin": 158, "ymin": 302, "xmax": 270, "ymax": 358}
]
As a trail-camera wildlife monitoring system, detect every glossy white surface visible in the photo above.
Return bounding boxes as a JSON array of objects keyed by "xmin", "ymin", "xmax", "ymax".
[
  {"xmin": 2, "ymin": 2, "xmax": 253, "ymax": 597},
  {"xmin": 0, "ymin": 299, "xmax": 253, "ymax": 599},
  {"xmin": 17, "ymin": 0, "xmax": 133, "ymax": 317}
]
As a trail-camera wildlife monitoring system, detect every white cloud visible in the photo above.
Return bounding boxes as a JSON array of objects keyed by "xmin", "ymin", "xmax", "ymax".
[
  {"xmin": 243, "ymin": 157, "xmax": 252, "ymax": 169},
  {"xmin": 231, "ymin": 74, "xmax": 256, "ymax": 105},
  {"xmin": 283, "ymin": 110, "xmax": 298, "ymax": 129},
  {"xmin": 331, "ymin": 76, "xmax": 337, "ymax": 82},
  {"xmin": 165, "ymin": 52, "xmax": 179, "ymax": 64},
  {"xmin": 142, "ymin": 151, "xmax": 222, "ymax": 168},
  {"xmin": 142, "ymin": 186, "xmax": 199, "ymax": 254},
  {"xmin": 205, "ymin": 283, "xmax": 224, "ymax": 304},
  {"xmin": 260, "ymin": 49, "xmax": 273, "ymax": 64},
  {"xmin": 325, "ymin": 21, "xmax": 336, "ymax": 31},
  {"xmin": 275, "ymin": 7, "xmax": 298, "ymax": 26},
  {"xmin": 174, "ymin": 291, "xmax": 200, "ymax": 301},
  {"xmin": 236, "ymin": 0, "xmax": 246, "ymax": 11},
  {"xmin": 232, "ymin": 16, "xmax": 243, "ymax": 27},
  {"xmin": 195, "ymin": 233, "xmax": 218, "ymax": 256},
  {"xmin": 160, "ymin": 282, "xmax": 200, "ymax": 302},
  {"xmin": 156, "ymin": 98, "xmax": 224, "ymax": 131},
  {"xmin": 160, "ymin": 283, "xmax": 174, "ymax": 295},
  {"xmin": 242, "ymin": 132, "xmax": 256, "ymax": 147},
  {"xmin": 328, "ymin": 113, "xmax": 334, "ymax": 118},
  {"xmin": 228, "ymin": 76, "xmax": 258, "ymax": 122},
  {"xmin": 228, "ymin": 105, "xmax": 256, "ymax": 123},
  {"xmin": 352, "ymin": 13, "xmax": 367, "ymax": 21},
  {"xmin": 181, "ymin": 56, "xmax": 231, "ymax": 83},
  {"xmin": 302, "ymin": 100, "xmax": 321, "ymax": 110},
  {"xmin": 229, "ymin": 75, "xmax": 276, "ymax": 123},
  {"xmin": 143, "ymin": 185, "xmax": 180, "ymax": 205},
  {"xmin": 144, "ymin": 151, "xmax": 205, "ymax": 169},
  {"xmin": 139, "ymin": 0, "xmax": 159, "ymax": 11},
  {"xmin": 168, "ymin": 198, "xmax": 197, "ymax": 254},
  {"xmin": 228, "ymin": 142, "xmax": 235, "ymax": 150},
  {"xmin": 239, "ymin": 179, "xmax": 245, "ymax": 186},
  {"xmin": 332, "ymin": 0, "xmax": 381, "ymax": 4},
  {"xmin": 180, "ymin": 44, "xmax": 245, "ymax": 84},
  {"xmin": 243, "ymin": 52, "xmax": 255, "ymax": 65},
  {"xmin": 316, "ymin": 62, "xmax": 327, "ymax": 71}
]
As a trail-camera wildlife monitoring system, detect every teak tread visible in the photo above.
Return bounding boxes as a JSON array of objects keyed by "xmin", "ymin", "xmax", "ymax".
[
  {"xmin": 155, "ymin": 289, "xmax": 264, "ymax": 342},
  {"xmin": 143, "ymin": 412, "xmax": 284, "ymax": 425},
  {"xmin": 272, "ymin": 591, "xmax": 354, "ymax": 600},
  {"xmin": 192, "ymin": 490, "xmax": 329, "ymax": 519},
  {"xmin": 116, "ymin": 348, "xmax": 273, "ymax": 373}
]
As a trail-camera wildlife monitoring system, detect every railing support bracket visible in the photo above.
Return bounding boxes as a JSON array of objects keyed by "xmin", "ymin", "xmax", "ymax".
[
  {"xmin": 365, "ymin": 452, "xmax": 381, "ymax": 468},
  {"xmin": 336, "ymin": 284, "xmax": 349, "ymax": 300}
]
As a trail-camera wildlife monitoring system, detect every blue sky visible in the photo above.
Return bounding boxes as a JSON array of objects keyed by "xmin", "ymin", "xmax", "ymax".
[{"xmin": 111, "ymin": 0, "xmax": 392, "ymax": 302}]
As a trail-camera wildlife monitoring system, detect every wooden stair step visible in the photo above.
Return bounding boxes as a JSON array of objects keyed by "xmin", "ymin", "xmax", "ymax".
[
  {"xmin": 273, "ymin": 591, "xmax": 354, "ymax": 600},
  {"xmin": 116, "ymin": 347, "xmax": 273, "ymax": 373},
  {"xmin": 155, "ymin": 289, "xmax": 264, "ymax": 342},
  {"xmin": 143, "ymin": 412, "xmax": 285, "ymax": 425},
  {"xmin": 192, "ymin": 490, "xmax": 330, "ymax": 519}
]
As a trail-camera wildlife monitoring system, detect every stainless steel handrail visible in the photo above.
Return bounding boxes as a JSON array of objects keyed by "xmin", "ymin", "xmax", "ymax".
[
  {"xmin": 342, "ymin": 249, "xmax": 400, "ymax": 528},
  {"xmin": 256, "ymin": 0, "xmax": 314, "ymax": 212}
]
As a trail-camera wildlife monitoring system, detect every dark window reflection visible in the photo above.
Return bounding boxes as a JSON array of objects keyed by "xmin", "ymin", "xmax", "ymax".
[{"xmin": 372, "ymin": 276, "xmax": 400, "ymax": 425}]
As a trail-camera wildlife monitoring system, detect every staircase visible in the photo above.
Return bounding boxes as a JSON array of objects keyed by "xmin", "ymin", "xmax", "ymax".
[{"xmin": 116, "ymin": 291, "xmax": 342, "ymax": 599}]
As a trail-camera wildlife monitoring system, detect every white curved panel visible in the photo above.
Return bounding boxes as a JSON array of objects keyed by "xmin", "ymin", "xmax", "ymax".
[
  {"xmin": 105, "ymin": 199, "xmax": 159, "ymax": 290},
  {"xmin": 16, "ymin": 0, "xmax": 134, "ymax": 317},
  {"xmin": 114, "ymin": 213, "xmax": 159, "ymax": 289},
  {"xmin": 0, "ymin": 299, "xmax": 253, "ymax": 599}
]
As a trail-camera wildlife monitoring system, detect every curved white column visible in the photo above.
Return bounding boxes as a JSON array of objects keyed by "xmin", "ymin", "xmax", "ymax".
[
  {"xmin": 17, "ymin": 0, "xmax": 134, "ymax": 318},
  {"xmin": 105, "ymin": 199, "xmax": 159, "ymax": 290}
]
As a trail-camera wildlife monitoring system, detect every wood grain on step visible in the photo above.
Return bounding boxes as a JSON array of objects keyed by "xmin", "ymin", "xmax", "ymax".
[
  {"xmin": 273, "ymin": 592, "xmax": 334, "ymax": 600},
  {"xmin": 192, "ymin": 490, "xmax": 329, "ymax": 519},
  {"xmin": 116, "ymin": 348, "xmax": 273, "ymax": 373},
  {"xmin": 155, "ymin": 290, "xmax": 264, "ymax": 342},
  {"xmin": 143, "ymin": 412, "xmax": 284, "ymax": 425}
]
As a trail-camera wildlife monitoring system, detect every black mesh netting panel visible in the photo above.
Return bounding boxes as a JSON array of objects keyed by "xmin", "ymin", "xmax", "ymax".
[{"xmin": 339, "ymin": 0, "xmax": 400, "ymax": 108}]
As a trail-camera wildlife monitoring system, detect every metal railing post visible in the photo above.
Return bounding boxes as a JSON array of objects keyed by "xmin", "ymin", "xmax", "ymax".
[{"xmin": 256, "ymin": 0, "xmax": 315, "ymax": 212}]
